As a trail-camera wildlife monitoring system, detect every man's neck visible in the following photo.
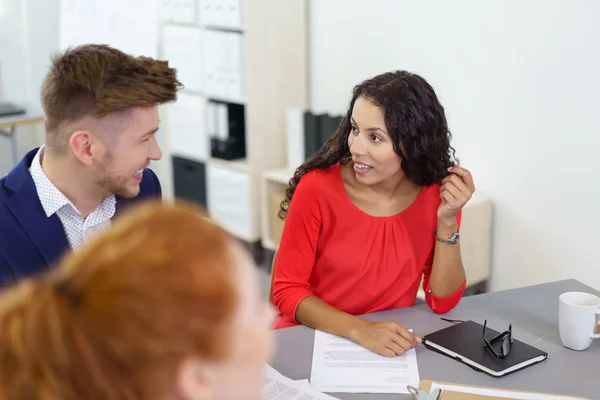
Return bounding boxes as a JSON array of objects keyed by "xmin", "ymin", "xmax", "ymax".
[{"xmin": 41, "ymin": 150, "xmax": 109, "ymax": 218}]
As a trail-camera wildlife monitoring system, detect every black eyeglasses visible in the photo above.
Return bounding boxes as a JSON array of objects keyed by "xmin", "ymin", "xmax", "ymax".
[{"xmin": 482, "ymin": 319, "xmax": 513, "ymax": 359}]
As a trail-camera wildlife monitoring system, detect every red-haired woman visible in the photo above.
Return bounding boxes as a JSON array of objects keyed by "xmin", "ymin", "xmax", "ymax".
[{"xmin": 0, "ymin": 201, "xmax": 275, "ymax": 400}]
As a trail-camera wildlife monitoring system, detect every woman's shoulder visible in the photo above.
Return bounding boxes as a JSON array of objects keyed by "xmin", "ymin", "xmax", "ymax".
[
  {"xmin": 287, "ymin": 164, "xmax": 342, "ymax": 216},
  {"xmin": 412, "ymin": 182, "xmax": 443, "ymax": 210},
  {"xmin": 296, "ymin": 163, "xmax": 341, "ymax": 192},
  {"xmin": 421, "ymin": 182, "xmax": 441, "ymax": 195}
]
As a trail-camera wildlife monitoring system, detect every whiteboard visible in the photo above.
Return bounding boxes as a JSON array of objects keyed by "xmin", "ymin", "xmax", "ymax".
[{"xmin": 59, "ymin": 0, "xmax": 160, "ymax": 58}]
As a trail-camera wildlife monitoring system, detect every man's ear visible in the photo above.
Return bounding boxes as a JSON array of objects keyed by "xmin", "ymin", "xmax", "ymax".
[
  {"xmin": 174, "ymin": 358, "xmax": 215, "ymax": 400},
  {"xmin": 69, "ymin": 130, "xmax": 96, "ymax": 166}
]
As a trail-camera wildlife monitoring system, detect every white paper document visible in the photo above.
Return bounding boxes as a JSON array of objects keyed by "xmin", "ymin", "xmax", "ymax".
[
  {"xmin": 295, "ymin": 379, "xmax": 311, "ymax": 389},
  {"xmin": 262, "ymin": 365, "xmax": 339, "ymax": 400},
  {"xmin": 430, "ymin": 382, "xmax": 585, "ymax": 400},
  {"xmin": 310, "ymin": 330, "xmax": 420, "ymax": 394}
]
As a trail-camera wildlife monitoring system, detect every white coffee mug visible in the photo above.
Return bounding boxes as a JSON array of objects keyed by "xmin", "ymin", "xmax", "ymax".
[{"xmin": 558, "ymin": 291, "xmax": 600, "ymax": 351}]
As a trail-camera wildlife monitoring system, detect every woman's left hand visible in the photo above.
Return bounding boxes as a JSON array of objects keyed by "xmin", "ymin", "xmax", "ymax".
[{"xmin": 437, "ymin": 166, "xmax": 476, "ymax": 224}]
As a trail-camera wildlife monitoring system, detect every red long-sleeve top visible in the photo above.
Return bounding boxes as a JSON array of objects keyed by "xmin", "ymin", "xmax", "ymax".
[{"xmin": 272, "ymin": 162, "xmax": 466, "ymax": 329}]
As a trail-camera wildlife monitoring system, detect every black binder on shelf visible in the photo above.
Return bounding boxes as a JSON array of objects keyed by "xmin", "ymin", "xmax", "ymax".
[
  {"xmin": 302, "ymin": 111, "xmax": 345, "ymax": 158},
  {"xmin": 210, "ymin": 101, "xmax": 246, "ymax": 160},
  {"xmin": 303, "ymin": 111, "xmax": 320, "ymax": 159},
  {"xmin": 318, "ymin": 114, "xmax": 338, "ymax": 148},
  {"xmin": 422, "ymin": 320, "xmax": 548, "ymax": 378},
  {"xmin": 172, "ymin": 156, "xmax": 207, "ymax": 208}
]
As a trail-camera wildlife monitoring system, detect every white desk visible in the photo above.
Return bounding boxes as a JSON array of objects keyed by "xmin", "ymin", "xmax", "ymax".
[{"xmin": 0, "ymin": 106, "xmax": 45, "ymax": 166}]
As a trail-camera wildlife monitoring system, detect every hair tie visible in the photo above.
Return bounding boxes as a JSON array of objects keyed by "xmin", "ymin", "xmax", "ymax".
[{"xmin": 54, "ymin": 280, "xmax": 81, "ymax": 308}]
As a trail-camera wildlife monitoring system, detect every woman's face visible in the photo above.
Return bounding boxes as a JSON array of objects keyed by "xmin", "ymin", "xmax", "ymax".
[
  {"xmin": 347, "ymin": 96, "xmax": 404, "ymax": 186},
  {"xmin": 211, "ymin": 244, "xmax": 276, "ymax": 400},
  {"xmin": 176, "ymin": 243, "xmax": 275, "ymax": 400},
  {"xmin": 220, "ymin": 244, "xmax": 275, "ymax": 400}
]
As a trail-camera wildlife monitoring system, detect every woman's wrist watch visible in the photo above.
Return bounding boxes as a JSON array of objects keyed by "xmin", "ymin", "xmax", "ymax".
[{"xmin": 435, "ymin": 229, "xmax": 460, "ymax": 245}]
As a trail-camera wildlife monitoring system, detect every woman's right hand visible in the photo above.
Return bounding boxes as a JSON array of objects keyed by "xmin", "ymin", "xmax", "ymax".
[{"xmin": 350, "ymin": 319, "xmax": 422, "ymax": 357}]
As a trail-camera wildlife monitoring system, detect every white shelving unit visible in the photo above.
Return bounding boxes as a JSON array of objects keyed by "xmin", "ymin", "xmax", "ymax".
[{"xmin": 160, "ymin": 0, "xmax": 308, "ymax": 244}]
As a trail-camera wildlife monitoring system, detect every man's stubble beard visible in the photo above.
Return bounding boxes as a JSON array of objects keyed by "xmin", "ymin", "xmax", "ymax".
[{"xmin": 96, "ymin": 150, "xmax": 139, "ymax": 199}]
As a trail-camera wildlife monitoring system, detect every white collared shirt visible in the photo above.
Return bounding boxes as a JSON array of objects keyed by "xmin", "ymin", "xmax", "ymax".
[{"xmin": 29, "ymin": 146, "xmax": 116, "ymax": 251}]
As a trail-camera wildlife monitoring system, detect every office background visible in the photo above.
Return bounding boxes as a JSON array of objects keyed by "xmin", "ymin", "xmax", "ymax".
[{"xmin": 1, "ymin": 0, "xmax": 599, "ymax": 294}]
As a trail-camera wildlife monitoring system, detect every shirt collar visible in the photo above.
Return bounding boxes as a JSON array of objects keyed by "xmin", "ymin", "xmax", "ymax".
[{"xmin": 29, "ymin": 146, "xmax": 116, "ymax": 218}]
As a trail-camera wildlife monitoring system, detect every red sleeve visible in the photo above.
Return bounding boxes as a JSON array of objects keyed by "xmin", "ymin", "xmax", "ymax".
[
  {"xmin": 272, "ymin": 172, "xmax": 322, "ymax": 323},
  {"xmin": 422, "ymin": 210, "xmax": 466, "ymax": 314}
]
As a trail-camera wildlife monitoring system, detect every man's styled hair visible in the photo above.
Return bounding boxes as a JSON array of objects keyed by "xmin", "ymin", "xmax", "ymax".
[{"xmin": 41, "ymin": 44, "xmax": 183, "ymax": 153}]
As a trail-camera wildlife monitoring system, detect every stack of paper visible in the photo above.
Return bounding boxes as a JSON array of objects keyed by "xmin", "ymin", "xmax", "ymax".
[
  {"xmin": 262, "ymin": 365, "xmax": 339, "ymax": 400},
  {"xmin": 310, "ymin": 329, "xmax": 420, "ymax": 394}
]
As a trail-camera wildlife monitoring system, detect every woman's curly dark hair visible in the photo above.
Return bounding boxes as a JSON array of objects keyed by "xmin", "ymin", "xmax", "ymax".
[{"xmin": 279, "ymin": 70, "xmax": 458, "ymax": 219}]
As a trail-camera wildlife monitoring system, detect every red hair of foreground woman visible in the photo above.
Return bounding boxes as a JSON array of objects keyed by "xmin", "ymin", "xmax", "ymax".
[{"xmin": 0, "ymin": 200, "xmax": 274, "ymax": 400}]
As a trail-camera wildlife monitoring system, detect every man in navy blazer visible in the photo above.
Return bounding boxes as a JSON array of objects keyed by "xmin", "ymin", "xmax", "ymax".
[{"xmin": 0, "ymin": 44, "xmax": 182, "ymax": 285}]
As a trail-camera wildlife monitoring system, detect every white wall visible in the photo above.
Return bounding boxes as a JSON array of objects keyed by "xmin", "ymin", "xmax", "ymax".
[
  {"xmin": 0, "ymin": 0, "xmax": 58, "ymax": 175},
  {"xmin": 308, "ymin": 0, "xmax": 600, "ymax": 291}
]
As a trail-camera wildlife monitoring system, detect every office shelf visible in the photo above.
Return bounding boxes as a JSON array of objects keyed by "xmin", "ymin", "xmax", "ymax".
[
  {"xmin": 161, "ymin": 0, "xmax": 308, "ymax": 244},
  {"xmin": 207, "ymin": 156, "xmax": 249, "ymax": 173}
]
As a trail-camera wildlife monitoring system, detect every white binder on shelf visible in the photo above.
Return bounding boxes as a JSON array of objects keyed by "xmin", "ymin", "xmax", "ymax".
[
  {"xmin": 205, "ymin": 101, "xmax": 218, "ymax": 139},
  {"xmin": 60, "ymin": 0, "xmax": 159, "ymax": 59},
  {"xmin": 203, "ymin": 29, "xmax": 218, "ymax": 96},
  {"xmin": 216, "ymin": 103, "xmax": 229, "ymax": 140},
  {"xmin": 286, "ymin": 108, "xmax": 305, "ymax": 170},
  {"xmin": 160, "ymin": 0, "xmax": 198, "ymax": 23},
  {"xmin": 215, "ymin": 31, "xmax": 229, "ymax": 99},
  {"xmin": 203, "ymin": 30, "xmax": 243, "ymax": 102},
  {"xmin": 227, "ymin": 33, "xmax": 244, "ymax": 102},
  {"xmin": 200, "ymin": 0, "xmax": 227, "ymax": 27},
  {"xmin": 206, "ymin": 163, "xmax": 252, "ymax": 240},
  {"xmin": 199, "ymin": 0, "xmax": 213, "ymax": 25},
  {"xmin": 223, "ymin": 0, "xmax": 242, "ymax": 29},
  {"xmin": 160, "ymin": 0, "xmax": 174, "ymax": 22},
  {"xmin": 162, "ymin": 24, "xmax": 205, "ymax": 92},
  {"xmin": 212, "ymin": 0, "xmax": 226, "ymax": 27},
  {"xmin": 167, "ymin": 91, "xmax": 209, "ymax": 162}
]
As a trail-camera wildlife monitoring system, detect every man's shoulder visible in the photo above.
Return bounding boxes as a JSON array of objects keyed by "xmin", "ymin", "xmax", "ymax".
[
  {"xmin": 0, "ymin": 147, "xmax": 38, "ymax": 199},
  {"xmin": 0, "ymin": 175, "xmax": 9, "ymax": 200},
  {"xmin": 138, "ymin": 167, "xmax": 162, "ymax": 198},
  {"xmin": 0, "ymin": 168, "xmax": 18, "ymax": 206}
]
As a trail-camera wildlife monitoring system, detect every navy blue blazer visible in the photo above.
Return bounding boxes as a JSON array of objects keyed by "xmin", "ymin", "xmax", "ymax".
[{"xmin": 0, "ymin": 148, "xmax": 162, "ymax": 286}]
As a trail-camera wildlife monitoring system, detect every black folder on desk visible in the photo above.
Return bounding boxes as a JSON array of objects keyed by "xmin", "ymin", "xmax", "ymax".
[{"xmin": 422, "ymin": 320, "xmax": 548, "ymax": 377}]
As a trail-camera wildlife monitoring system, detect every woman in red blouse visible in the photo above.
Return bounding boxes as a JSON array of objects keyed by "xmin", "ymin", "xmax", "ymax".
[{"xmin": 272, "ymin": 70, "xmax": 476, "ymax": 357}]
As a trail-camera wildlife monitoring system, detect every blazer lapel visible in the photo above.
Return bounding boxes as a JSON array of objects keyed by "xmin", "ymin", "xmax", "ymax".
[
  {"xmin": 4, "ymin": 149, "xmax": 70, "ymax": 269},
  {"xmin": 115, "ymin": 196, "xmax": 135, "ymax": 217}
]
